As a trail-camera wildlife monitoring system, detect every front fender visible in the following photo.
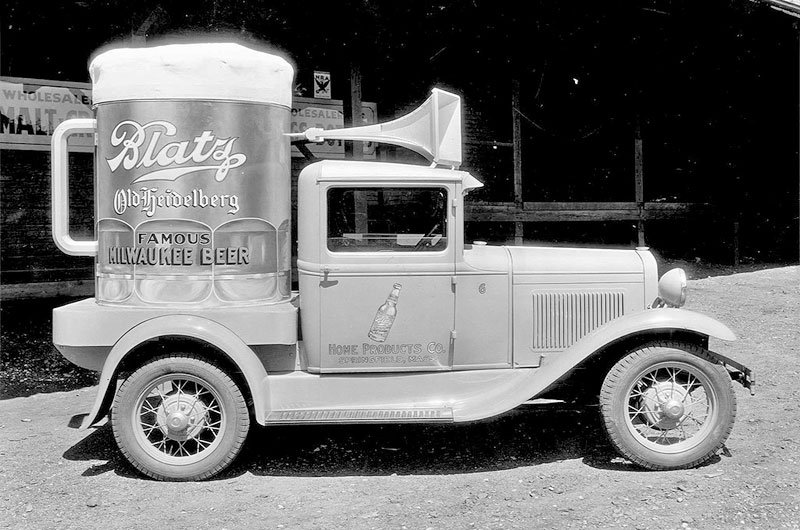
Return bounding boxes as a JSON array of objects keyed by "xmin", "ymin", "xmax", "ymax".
[
  {"xmin": 526, "ymin": 308, "xmax": 736, "ymax": 399},
  {"xmin": 80, "ymin": 314, "xmax": 270, "ymax": 429},
  {"xmin": 590, "ymin": 308, "xmax": 736, "ymax": 343},
  {"xmin": 453, "ymin": 309, "xmax": 738, "ymax": 421}
]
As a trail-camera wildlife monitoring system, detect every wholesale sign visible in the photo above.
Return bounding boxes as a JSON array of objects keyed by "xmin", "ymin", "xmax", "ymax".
[
  {"xmin": 291, "ymin": 97, "xmax": 377, "ymax": 158},
  {"xmin": 0, "ymin": 77, "xmax": 94, "ymax": 152}
]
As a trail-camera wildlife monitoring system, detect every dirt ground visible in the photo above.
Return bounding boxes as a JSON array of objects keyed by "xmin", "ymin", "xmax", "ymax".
[{"xmin": 1, "ymin": 265, "xmax": 798, "ymax": 529}]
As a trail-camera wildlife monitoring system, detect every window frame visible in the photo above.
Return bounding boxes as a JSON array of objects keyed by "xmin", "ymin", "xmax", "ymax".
[{"xmin": 324, "ymin": 184, "xmax": 451, "ymax": 257}]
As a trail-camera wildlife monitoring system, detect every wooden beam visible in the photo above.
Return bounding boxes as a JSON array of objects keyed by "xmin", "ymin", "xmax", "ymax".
[
  {"xmin": 464, "ymin": 202, "xmax": 717, "ymax": 223},
  {"xmin": 634, "ymin": 121, "xmax": 646, "ymax": 246},
  {"xmin": 465, "ymin": 140, "xmax": 514, "ymax": 148},
  {"xmin": 467, "ymin": 201, "xmax": 714, "ymax": 212},
  {"xmin": 466, "ymin": 208, "xmax": 639, "ymax": 223},
  {"xmin": 512, "ymin": 79, "xmax": 523, "ymax": 245},
  {"xmin": 1, "ymin": 280, "xmax": 94, "ymax": 300}
]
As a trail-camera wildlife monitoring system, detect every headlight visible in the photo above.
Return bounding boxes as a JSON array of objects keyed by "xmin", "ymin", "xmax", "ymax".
[{"xmin": 656, "ymin": 268, "xmax": 687, "ymax": 308}]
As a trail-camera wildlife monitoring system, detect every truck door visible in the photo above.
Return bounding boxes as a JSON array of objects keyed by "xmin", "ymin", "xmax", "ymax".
[{"xmin": 318, "ymin": 185, "xmax": 455, "ymax": 373}]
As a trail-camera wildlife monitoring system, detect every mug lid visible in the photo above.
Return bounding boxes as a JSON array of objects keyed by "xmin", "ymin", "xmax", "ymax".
[{"xmin": 90, "ymin": 43, "xmax": 294, "ymax": 107}]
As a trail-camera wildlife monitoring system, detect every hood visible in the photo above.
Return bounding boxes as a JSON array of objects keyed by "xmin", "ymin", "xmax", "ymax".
[
  {"xmin": 507, "ymin": 246, "xmax": 645, "ymax": 277},
  {"xmin": 462, "ymin": 243, "xmax": 657, "ymax": 313}
]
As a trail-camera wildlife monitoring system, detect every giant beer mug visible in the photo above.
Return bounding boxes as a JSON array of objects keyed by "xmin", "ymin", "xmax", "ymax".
[{"xmin": 51, "ymin": 43, "xmax": 294, "ymax": 306}]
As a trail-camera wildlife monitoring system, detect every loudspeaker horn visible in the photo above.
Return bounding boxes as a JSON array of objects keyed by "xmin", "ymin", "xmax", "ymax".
[{"xmin": 290, "ymin": 88, "xmax": 462, "ymax": 168}]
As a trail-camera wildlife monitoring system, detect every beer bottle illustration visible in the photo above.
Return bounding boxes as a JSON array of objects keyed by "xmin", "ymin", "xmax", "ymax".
[{"xmin": 368, "ymin": 283, "xmax": 402, "ymax": 342}]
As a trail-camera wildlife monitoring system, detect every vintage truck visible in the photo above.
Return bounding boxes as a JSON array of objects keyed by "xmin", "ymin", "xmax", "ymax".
[{"xmin": 51, "ymin": 43, "xmax": 752, "ymax": 481}]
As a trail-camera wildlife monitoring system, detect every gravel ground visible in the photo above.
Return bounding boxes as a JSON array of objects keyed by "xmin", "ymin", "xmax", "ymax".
[{"xmin": 0, "ymin": 265, "xmax": 798, "ymax": 529}]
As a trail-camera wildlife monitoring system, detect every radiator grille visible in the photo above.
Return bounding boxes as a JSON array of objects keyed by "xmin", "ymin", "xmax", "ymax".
[{"xmin": 532, "ymin": 291, "xmax": 624, "ymax": 350}]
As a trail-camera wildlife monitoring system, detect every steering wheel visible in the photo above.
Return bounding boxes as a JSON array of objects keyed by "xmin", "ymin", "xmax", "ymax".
[{"xmin": 412, "ymin": 222, "xmax": 441, "ymax": 251}]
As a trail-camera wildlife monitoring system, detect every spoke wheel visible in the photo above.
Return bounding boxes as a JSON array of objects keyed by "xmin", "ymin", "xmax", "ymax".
[
  {"xmin": 600, "ymin": 343, "xmax": 736, "ymax": 470},
  {"xmin": 112, "ymin": 355, "xmax": 250, "ymax": 481},
  {"xmin": 134, "ymin": 374, "xmax": 225, "ymax": 463}
]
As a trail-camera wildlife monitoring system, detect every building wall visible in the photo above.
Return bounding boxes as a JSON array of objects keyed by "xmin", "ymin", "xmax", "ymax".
[{"xmin": 1, "ymin": 150, "xmax": 94, "ymax": 287}]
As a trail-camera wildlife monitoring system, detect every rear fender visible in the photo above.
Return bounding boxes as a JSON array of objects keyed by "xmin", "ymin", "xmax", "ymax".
[
  {"xmin": 446, "ymin": 309, "xmax": 739, "ymax": 422},
  {"xmin": 80, "ymin": 314, "xmax": 270, "ymax": 429}
]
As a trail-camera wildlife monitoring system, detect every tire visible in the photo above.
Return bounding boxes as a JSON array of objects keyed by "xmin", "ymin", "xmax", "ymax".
[
  {"xmin": 111, "ymin": 354, "xmax": 250, "ymax": 481},
  {"xmin": 599, "ymin": 342, "xmax": 736, "ymax": 470}
]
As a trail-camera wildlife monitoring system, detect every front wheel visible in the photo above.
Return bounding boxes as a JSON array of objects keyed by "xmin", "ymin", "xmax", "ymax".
[
  {"xmin": 599, "ymin": 342, "xmax": 736, "ymax": 470},
  {"xmin": 111, "ymin": 354, "xmax": 250, "ymax": 481}
]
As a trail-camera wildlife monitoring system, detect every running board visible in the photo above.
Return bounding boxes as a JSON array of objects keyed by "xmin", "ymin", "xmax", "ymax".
[{"xmin": 265, "ymin": 407, "xmax": 454, "ymax": 424}]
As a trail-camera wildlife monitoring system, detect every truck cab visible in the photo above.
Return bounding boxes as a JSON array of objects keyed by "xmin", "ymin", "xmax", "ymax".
[{"xmin": 298, "ymin": 160, "xmax": 501, "ymax": 373}]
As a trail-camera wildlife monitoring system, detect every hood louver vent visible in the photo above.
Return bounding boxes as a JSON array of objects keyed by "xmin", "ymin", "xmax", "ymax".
[{"xmin": 532, "ymin": 291, "xmax": 625, "ymax": 350}]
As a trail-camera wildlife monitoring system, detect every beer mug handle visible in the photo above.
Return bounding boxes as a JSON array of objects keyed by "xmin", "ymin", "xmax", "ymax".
[{"xmin": 51, "ymin": 118, "xmax": 98, "ymax": 256}]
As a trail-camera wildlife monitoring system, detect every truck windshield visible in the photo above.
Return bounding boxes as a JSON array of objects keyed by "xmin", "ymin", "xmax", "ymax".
[{"xmin": 327, "ymin": 187, "xmax": 447, "ymax": 252}]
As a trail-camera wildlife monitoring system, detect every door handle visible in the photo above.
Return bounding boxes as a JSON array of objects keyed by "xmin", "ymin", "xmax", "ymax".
[{"xmin": 319, "ymin": 266, "xmax": 339, "ymax": 288}]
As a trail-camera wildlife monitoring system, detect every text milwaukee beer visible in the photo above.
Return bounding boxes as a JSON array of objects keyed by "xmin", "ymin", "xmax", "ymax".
[{"xmin": 89, "ymin": 44, "xmax": 293, "ymax": 306}]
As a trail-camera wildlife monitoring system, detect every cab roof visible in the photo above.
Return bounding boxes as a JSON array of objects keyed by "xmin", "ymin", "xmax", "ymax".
[{"xmin": 299, "ymin": 160, "xmax": 483, "ymax": 192}]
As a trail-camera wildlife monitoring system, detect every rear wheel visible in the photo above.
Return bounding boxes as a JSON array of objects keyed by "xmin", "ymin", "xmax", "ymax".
[
  {"xmin": 600, "ymin": 342, "xmax": 736, "ymax": 470},
  {"xmin": 111, "ymin": 354, "xmax": 250, "ymax": 481}
]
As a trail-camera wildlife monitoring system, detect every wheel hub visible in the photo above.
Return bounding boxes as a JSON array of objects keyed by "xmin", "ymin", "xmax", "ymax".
[
  {"xmin": 166, "ymin": 411, "xmax": 189, "ymax": 431},
  {"xmin": 639, "ymin": 381, "xmax": 690, "ymax": 429},
  {"xmin": 156, "ymin": 394, "xmax": 209, "ymax": 441},
  {"xmin": 663, "ymin": 399, "xmax": 684, "ymax": 420}
]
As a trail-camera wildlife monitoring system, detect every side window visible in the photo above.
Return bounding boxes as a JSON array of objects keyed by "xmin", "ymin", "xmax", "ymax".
[{"xmin": 327, "ymin": 187, "xmax": 448, "ymax": 252}]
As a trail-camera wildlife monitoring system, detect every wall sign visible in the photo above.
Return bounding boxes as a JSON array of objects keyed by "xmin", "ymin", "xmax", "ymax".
[
  {"xmin": 313, "ymin": 71, "xmax": 331, "ymax": 99},
  {"xmin": 0, "ymin": 77, "xmax": 94, "ymax": 152},
  {"xmin": 291, "ymin": 97, "xmax": 377, "ymax": 159}
]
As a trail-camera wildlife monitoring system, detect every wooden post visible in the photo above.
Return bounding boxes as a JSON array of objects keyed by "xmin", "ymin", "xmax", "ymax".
[
  {"xmin": 347, "ymin": 62, "xmax": 368, "ymax": 233},
  {"xmin": 348, "ymin": 62, "xmax": 364, "ymax": 161},
  {"xmin": 354, "ymin": 191, "xmax": 369, "ymax": 234},
  {"xmin": 634, "ymin": 121, "xmax": 646, "ymax": 246},
  {"xmin": 733, "ymin": 221, "xmax": 740, "ymax": 266},
  {"xmin": 512, "ymin": 79, "xmax": 524, "ymax": 245},
  {"xmin": 132, "ymin": 6, "xmax": 166, "ymax": 45}
]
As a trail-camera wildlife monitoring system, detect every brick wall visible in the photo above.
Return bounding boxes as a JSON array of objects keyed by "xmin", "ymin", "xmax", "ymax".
[{"xmin": 1, "ymin": 149, "xmax": 94, "ymax": 285}]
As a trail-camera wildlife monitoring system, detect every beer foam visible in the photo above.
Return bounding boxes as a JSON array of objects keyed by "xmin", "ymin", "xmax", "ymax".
[{"xmin": 90, "ymin": 43, "xmax": 294, "ymax": 107}]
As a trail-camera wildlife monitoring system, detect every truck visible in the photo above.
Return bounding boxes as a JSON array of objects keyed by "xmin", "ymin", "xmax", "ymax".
[{"xmin": 50, "ymin": 42, "xmax": 753, "ymax": 481}]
